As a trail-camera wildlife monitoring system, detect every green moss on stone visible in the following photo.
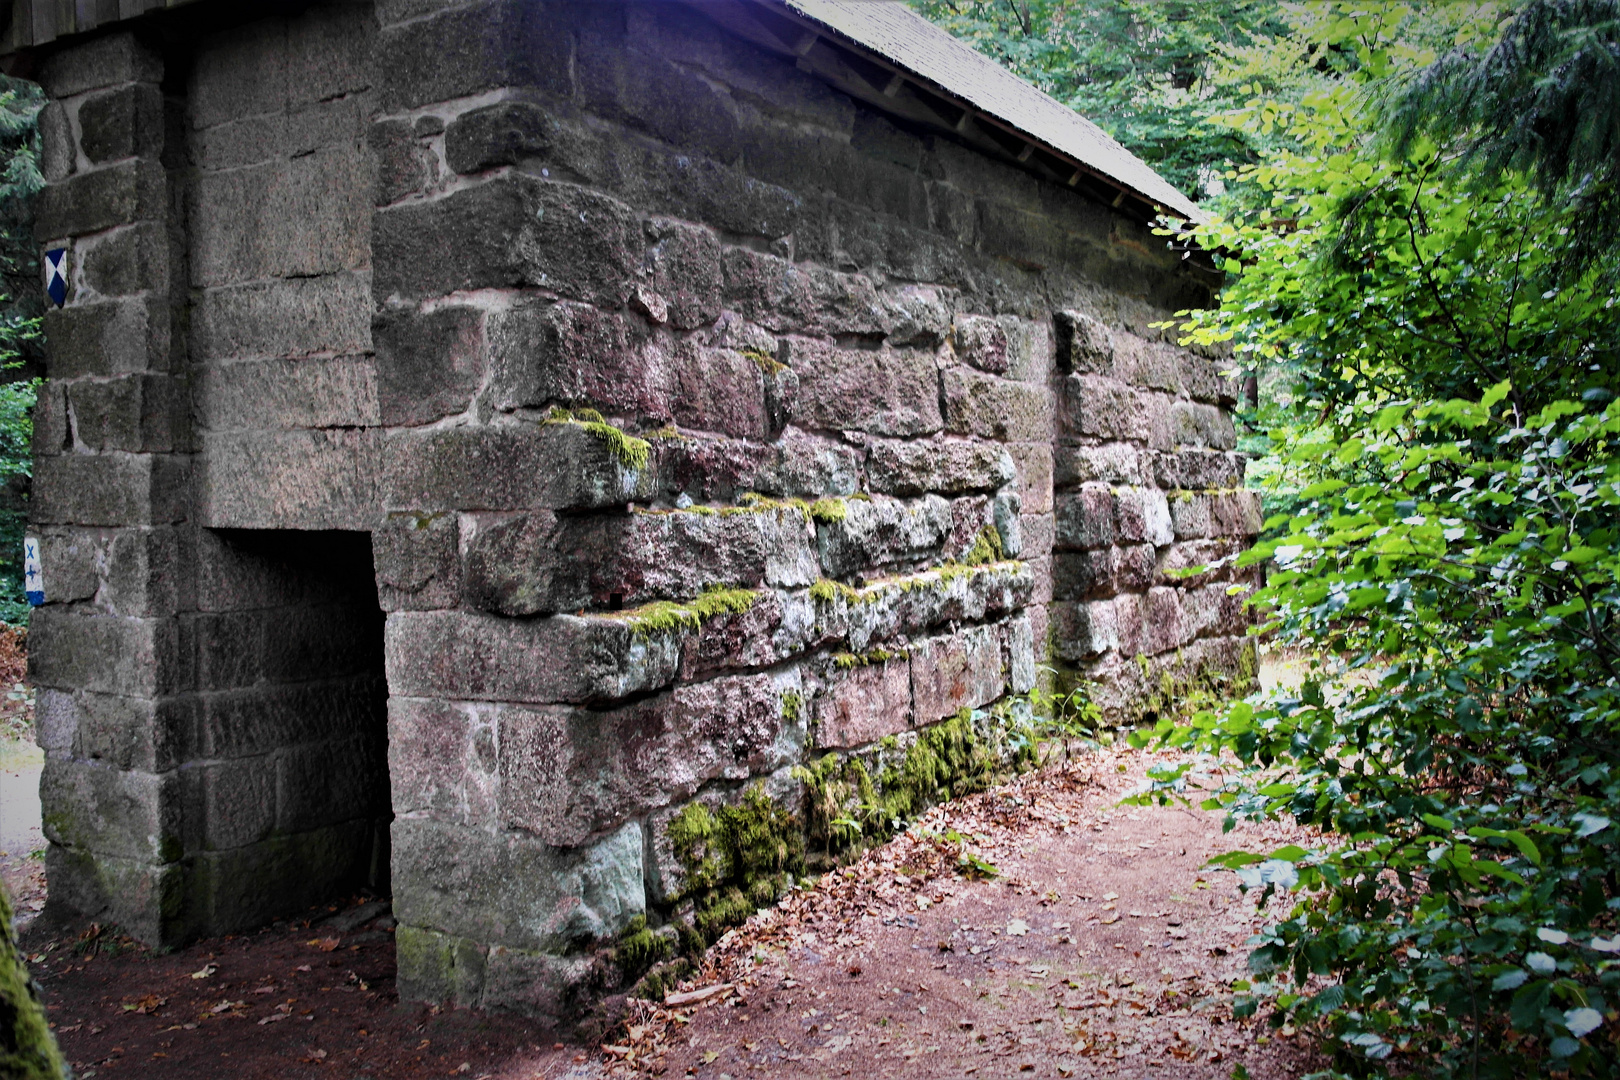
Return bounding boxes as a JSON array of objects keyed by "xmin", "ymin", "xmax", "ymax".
[
  {"xmin": 873, "ymin": 709, "xmax": 1000, "ymax": 822},
  {"xmin": 831, "ymin": 647, "xmax": 906, "ymax": 670},
  {"xmin": 741, "ymin": 347, "xmax": 787, "ymax": 376},
  {"xmin": 610, "ymin": 915, "xmax": 675, "ymax": 983},
  {"xmin": 0, "ymin": 884, "xmax": 65, "ymax": 1079},
  {"xmin": 809, "ymin": 578, "xmax": 860, "ymax": 605},
  {"xmin": 668, "ymin": 784, "xmax": 804, "ymax": 949},
  {"xmin": 808, "ymin": 497, "xmax": 848, "ymax": 523},
  {"xmin": 735, "ymin": 491, "xmax": 817, "ymax": 519},
  {"xmin": 544, "ymin": 407, "xmax": 651, "ymax": 470},
  {"xmin": 628, "ymin": 956, "xmax": 695, "ymax": 1002},
  {"xmin": 794, "ymin": 706, "xmax": 1033, "ymax": 863},
  {"xmin": 612, "ymin": 585, "xmax": 757, "ymax": 637},
  {"xmin": 961, "ymin": 524, "xmax": 1005, "ymax": 567}
]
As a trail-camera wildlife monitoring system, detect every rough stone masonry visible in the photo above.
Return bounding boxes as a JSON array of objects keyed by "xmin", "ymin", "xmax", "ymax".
[{"xmin": 4, "ymin": 0, "xmax": 1260, "ymax": 1022}]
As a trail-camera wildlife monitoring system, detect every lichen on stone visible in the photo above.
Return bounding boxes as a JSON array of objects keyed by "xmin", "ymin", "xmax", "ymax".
[
  {"xmin": 610, "ymin": 584, "xmax": 757, "ymax": 637},
  {"xmin": 544, "ymin": 406, "xmax": 651, "ymax": 470}
]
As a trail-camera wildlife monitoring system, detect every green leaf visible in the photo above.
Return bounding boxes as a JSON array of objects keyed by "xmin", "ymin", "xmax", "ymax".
[
  {"xmin": 1502, "ymin": 831, "xmax": 1542, "ymax": 865},
  {"xmin": 1573, "ymin": 813, "xmax": 1611, "ymax": 838},
  {"xmin": 1482, "ymin": 380, "xmax": 1513, "ymax": 408},
  {"xmin": 1511, "ymin": 981, "xmax": 1553, "ymax": 1030},
  {"xmin": 1493, "ymin": 969, "xmax": 1528, "ymax": 992},
  {"xmin": 1566, "ymin": 1007, "xmax": 1603, "ymax": 1037}
]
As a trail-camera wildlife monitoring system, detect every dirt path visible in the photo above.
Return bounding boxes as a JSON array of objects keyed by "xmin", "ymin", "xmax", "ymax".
[
  {"xmin": 20, "ymin": 900, "xmax": 596, "ymax": 1080},
  {"xmin": 0, "ymin": 626, "xmax": 42, "ymax": 916},
  {"xmin": 620, "ymin": 746, "xmax": 1320, "ymax": 1079},
  {"xmin": 10, "ymin": 745, "xmax": 1318, "ymax": 1080},
  {"xmin": 1, "ymin": 734, "xmax": 45, "ymax": 916}
]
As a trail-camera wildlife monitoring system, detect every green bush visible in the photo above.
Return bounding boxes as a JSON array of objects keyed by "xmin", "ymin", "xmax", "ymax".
[
  {"xmin": 1145, "ymin": 391, "xmax": 1620, "ymax": 1076},
  {"xmin": 0, "ymin": 369, "xmax": 37, "ymax": 627},
  {"xmin": 1128, "ymin": 7, "xmax": 1620, "ymax": 1076},
  {"xmin": 0, "ymin": 78, "xmax": 42, "ymax": 629}
]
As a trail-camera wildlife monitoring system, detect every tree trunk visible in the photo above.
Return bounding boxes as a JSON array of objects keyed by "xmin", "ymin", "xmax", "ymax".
[{"xmin": 0, "ymin": 882, "xmax": 66, "ymax": 1078}]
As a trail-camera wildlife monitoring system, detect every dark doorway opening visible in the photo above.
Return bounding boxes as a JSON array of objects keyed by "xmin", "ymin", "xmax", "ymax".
[{"xmin": 184, "ymin": 529, "xmax": 390, "ymax": 936}]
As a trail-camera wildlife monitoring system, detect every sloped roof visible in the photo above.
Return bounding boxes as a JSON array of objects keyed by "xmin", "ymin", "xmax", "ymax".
[
  {"xmin": 1, "ymin": 0, "xmax": 206, "ymax": 54},
  {"xmin": 0, "ymin": 0, "xmax": 1200, "ymax": 221},
  {"xmin": 779, "ymin": 0, "xmax": 1200, "ymax": 220}
]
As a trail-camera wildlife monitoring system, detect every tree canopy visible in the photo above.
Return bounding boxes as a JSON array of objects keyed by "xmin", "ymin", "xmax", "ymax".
[
  {"xmin": 1380, "ymin": 0, "xmax": 1620, "ymax": 281},
  {"xmin": 905, "ymin": 0, "xmax": 1291, "ymax": 198}
]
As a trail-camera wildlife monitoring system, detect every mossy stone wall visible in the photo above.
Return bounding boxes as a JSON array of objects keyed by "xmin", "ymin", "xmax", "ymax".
[{"xmin": 20, "ymin": 0, "xmax": 1257, "ymax": 1028}]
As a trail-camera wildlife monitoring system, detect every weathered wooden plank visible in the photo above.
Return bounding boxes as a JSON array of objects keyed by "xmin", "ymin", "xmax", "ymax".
[
  {"xmin": 0, "ymin": 2, "xmax": 27, "ymax": 51},
  {"xmin": 32, "ymin": 0, "xmax": 60, "ymax": 49},
  {"xmin": 4, "ymin": 0, "xmax": 197, "ymax": 53}
]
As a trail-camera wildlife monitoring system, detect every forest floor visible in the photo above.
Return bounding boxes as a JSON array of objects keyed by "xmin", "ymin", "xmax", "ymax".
[
  {"xmin": 3, "ymin": 650, "xmax": 1325, "ymax": 1080},
  {"xmin": 613, "ymin": 744, "xmax": 1321, "ymax": 1080}
]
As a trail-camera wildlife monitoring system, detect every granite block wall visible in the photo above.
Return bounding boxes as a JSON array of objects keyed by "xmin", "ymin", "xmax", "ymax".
[
  {"xmin": 30, "ymin": 29, "xmax": 194, "ymax": 944},
  {"xmin": 25, "ymin": 0, "xmax": 1258, "ymax": 1023},
  {"xmin": 29, "ymin": 14, "xmax": 393, "ymax": 942}
]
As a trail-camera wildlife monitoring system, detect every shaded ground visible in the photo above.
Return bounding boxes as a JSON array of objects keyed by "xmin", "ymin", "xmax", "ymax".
[
  {"xmin": 2, "ymin": 642, "xmax": 1322, "ymax": 1078},
  {"xmin": 614, "ymin": 745, "xmax": 1321, "ymax": 1079},
  {"xmin": 20, "ymin": 900, "xmax": 596, "ymax": 1080},
  {"xmin": 9, "ymin": 748, "xmax": 1318, "ymax": 1080}
]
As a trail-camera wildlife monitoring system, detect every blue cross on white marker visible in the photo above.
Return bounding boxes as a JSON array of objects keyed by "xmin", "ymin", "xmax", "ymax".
[
  {"xmin": 44, "ymin": 248, "xmax": 67, "ymax": 308},
  {"xmin": 23, "ymin": 536, "xmax": 43, "ymax": 606}
]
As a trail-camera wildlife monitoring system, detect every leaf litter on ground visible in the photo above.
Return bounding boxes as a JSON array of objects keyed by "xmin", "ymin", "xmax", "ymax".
[{"xmin": 604, "ymin": 744, "xmax": 1327, "ymax": 1079}]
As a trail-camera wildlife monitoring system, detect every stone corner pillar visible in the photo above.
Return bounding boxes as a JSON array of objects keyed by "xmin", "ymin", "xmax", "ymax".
[{"xmin": 29, "ymin": 28, "xmax": 195, "ymax": 945}]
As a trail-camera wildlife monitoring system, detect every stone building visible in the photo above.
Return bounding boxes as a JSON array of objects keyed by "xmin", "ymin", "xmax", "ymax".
[{"xmin": 3, "ymin": 0, "xmax": 1260, "ymax": 1019}]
